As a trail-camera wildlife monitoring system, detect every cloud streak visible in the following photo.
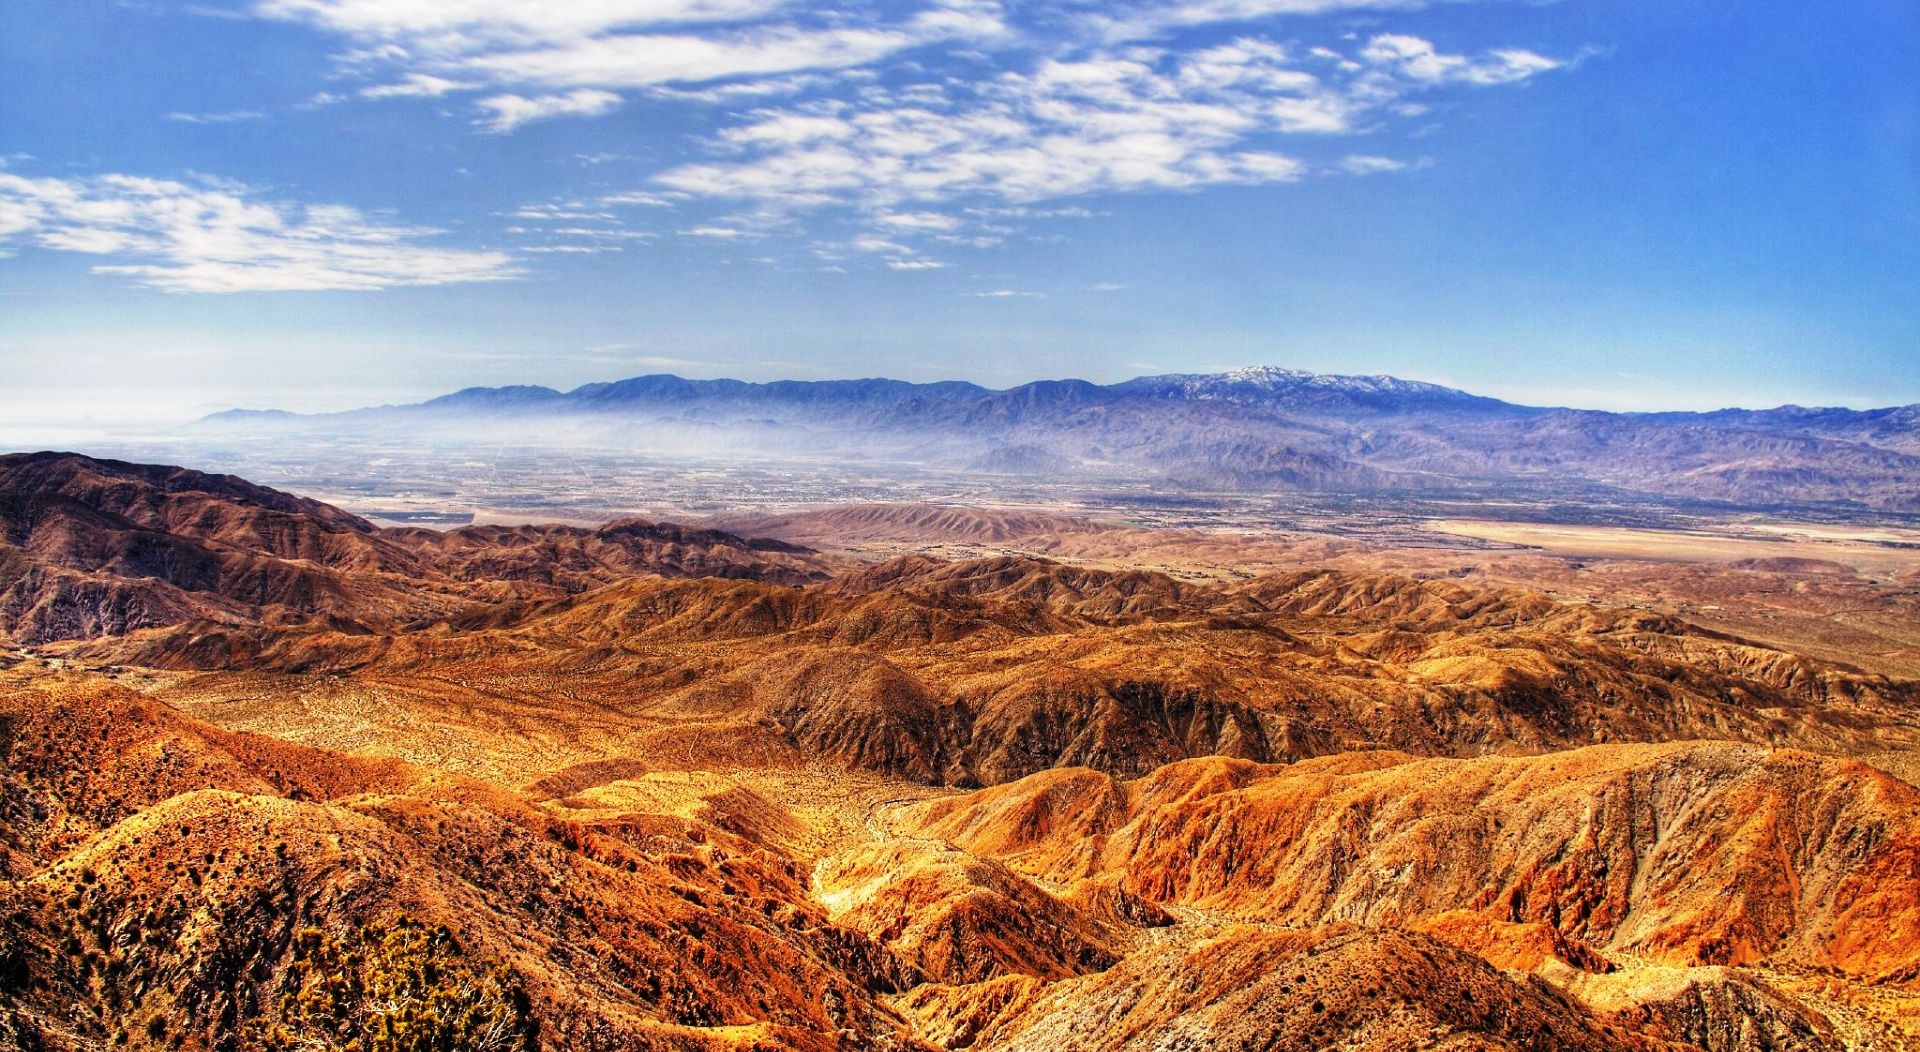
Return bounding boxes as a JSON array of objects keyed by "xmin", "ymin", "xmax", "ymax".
[
  {"xmin": 162, "ymin": 109, "xmax": 267, "ymax": 124},
  {"xmin": 0, "ymin": 172, "xmax": 520, "ymax": 292},
  {"xmin": 653, "ymin": 35, "xmax": 1555, "ymax": 213},
  {"xmin": 1084, "ymin": 0, "xmax": 1437, "ymax": 42},
  {"xmin": 254, "ymin": 0, "xmax": 1007, "ymax": 116},
  {"xmin": 476, "ymin": 88, "xmax": 623, "ymax": 132}
]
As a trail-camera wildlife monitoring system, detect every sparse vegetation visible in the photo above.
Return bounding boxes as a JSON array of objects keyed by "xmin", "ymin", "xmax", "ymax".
[{"xmin": 249, "ymin": 919, "xmax": 535, "ymax": 1052}]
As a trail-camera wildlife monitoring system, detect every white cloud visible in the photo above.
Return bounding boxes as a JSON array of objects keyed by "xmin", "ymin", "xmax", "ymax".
[
  {"xmin": 652, "ymin": 33, "xmax": 1557, "ymax": 212},
  {"xmin": 475, "ymin": 88, "xmax": 623, "ymax": 132},
  {"xmin": 546, "ymin": 227, "xmax": 657, "ymax": 241},
  {"xmin": 643, "ymin": 71, "xmax": 840, "ymax": 103},
  {"xmin": 886, "ymin": 258, "xmax": 948, "ymax": 269},
  {"xmin": 1087, "ymin": 0, "xmax": 1433, "ymax": 42},
  {"xmin": 1359, "ymin": 34, "xmax": 1558, "ymax": 85},
  {"xmin": 1339, "ymin": 154, "xmax": 1408, "ymax": 174},
  {"xmin": 253, "ymin": 0, "xmax": 792, "ymax": 40},
  {"xmin": 163, "ymin": 110, "xmax": 267, "ymax": 124},
  {"xmin": 0, "ymin": 170, "xmax": 519, "ymax": 292},
  {"xmin": 600, "ymin": 191, "xmax": 681, "ymax": 207},
  {"xmin": 254, "ymin": 0, "xmax": 1004, "ymax": 95},
  {"xmin": 506, "ymin": 204, "xmax": 616, "ymax": 220},
  {"xmin": 459, "ymin": 26, "xmax": 933, "ymax": 90},
  {"xmin": 361, "ymin": 73, "xmax": 471, "ymax": 98},
  {"xmin": 877, "ymin": 211, "xmax": 960, "ymax": 231},
  {"xmin": 224, "ymin": 1, "xmax": 1569, "ymax": 276},
  {"xmin": 934, "ymin": 233, "xmax": 1005, "ymax": 248},
  {"xmin": 851, "ymin": 235, "xmax": 913, "ymax": 254},
  {"xmin": 967, "ymin": 288, "xmax": 1042, "ymax": 298}
]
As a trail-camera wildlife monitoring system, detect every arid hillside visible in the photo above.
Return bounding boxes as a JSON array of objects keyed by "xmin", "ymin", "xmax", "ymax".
[
  {"xmin": 70, "ymin": 552, "xmax": 1920, "ymax": 790},
  {"xmin": 3, "ymin": 454, "xmax": 1918, "ymax": 1051},
  {"xmin": 0, "ymin": 452, "xmax": 838, "ymax": 644}
]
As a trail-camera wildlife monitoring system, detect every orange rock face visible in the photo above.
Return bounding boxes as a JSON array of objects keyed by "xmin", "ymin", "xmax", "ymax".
[{"xmin": 905, "ymin": 744, "xmax": 1920, "ymax": 982}]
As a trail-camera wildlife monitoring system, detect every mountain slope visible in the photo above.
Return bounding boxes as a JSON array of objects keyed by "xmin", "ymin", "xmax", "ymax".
[
  {"xmin": 0, "ymin": 452, "xmax": 838, "ymax": 644},
  {"xmin": 7, "ymin": 456, "xmax": 1920, "ymax": 1050},
  {"xmin": 193, "ymin": 368, "xmax": 1920, "ymax": 510},
  {"xmin": 902, "ymin": 744, "xmax": 1920, "ymax": 982}
]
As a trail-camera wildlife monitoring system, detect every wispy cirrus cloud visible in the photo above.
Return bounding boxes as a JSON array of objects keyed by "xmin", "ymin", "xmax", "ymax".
[
  {"xmin": 0, "ymin": 171, "xmax": 519, "ymax": 292},
  {"xmin": 877, "ymin": 211, "xmax": 962, "ymax": 231},
  {"xmin": 455, "ymin": 19, "xmax": 987, "ymax": 90},
  {"xmin": 163, "ymin": 109, "xmax": 268, "ymax": 124},
  {"xmin": 360, "ymin": 73, "xmax": 471, "ymax": 99},
  {"xmin": 1339, "ymin": 153, "xmax": 1412, "ymax": 175},
  {"xmin": 1080, "ymin": 0, "xmax": 1438, "ymax": 42},
  {"xmin": 476, "ymin": 88, "xmax": 623, "ymax": 133},
  {"xmin": 252, "ymin": 0, "xmax": 794, "ymax": 40}
]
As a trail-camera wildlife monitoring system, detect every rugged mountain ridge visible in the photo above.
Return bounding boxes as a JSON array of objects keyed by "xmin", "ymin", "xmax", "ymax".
[
  {"xmin": 196, "ymin": 367, "xmax": 1920, "ymax": 510},
  {"xmin": 5, "ymin": 454, "xmax": 1920, "ymax": 1049},
  {"xmin": 0, "ymin": 452, "xmax": 838, "ymax": 644},
  {"xmin": 11, "ymin": 455, "xmax": 1919, "ymax": 787},
  {"xmin": 901, "ymin": 745, "xmax": 1920, "ymax": 981}
]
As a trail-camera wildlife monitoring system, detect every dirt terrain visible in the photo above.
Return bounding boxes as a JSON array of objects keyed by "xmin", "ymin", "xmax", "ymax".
[{"xmin": 4, "ymin": 455, "xmax": 1919, "ymax": 1051}]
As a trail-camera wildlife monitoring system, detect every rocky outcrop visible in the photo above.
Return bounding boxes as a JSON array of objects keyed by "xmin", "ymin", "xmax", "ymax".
[
  {"xmin": 904, "ymin": 744, "xmax": 1920, "ymax": 982},
  {"xmin": 897, "ymin": 925, "xmax": 1684, "ymax": 1052}
]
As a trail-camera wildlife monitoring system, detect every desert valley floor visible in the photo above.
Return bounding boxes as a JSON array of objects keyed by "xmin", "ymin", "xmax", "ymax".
[{"xmin": 4, "ymin": 451, "xmax": 1920, "ymax": 1051}]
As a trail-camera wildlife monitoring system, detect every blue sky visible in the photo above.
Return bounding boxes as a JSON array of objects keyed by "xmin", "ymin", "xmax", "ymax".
[{"xmin": 1, "ymin": 0, "xmax": 1915, "ymax": 429}]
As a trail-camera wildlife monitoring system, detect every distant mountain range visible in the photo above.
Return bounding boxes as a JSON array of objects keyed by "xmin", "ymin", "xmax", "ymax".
[{"xmin": 199, "ymin": 366, "xmax": 1920, "ymax": 512}]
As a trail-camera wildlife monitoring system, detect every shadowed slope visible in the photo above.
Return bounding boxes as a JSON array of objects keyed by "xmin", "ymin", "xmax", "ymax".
[{"xmin": 0, "ymin": 452, "xmax": 836, "ymax": 644}]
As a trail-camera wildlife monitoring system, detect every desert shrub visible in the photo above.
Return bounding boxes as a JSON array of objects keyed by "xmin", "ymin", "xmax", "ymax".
[{"xmin": 248, "ymin": 917, "xmax": 536, "ymax": 1052}]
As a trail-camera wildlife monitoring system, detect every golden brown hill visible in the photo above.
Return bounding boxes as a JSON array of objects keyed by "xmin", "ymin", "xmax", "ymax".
[
  {"xmin": 15, "ymin": 671, "xmax": 1881, "ymax": 1052},
  {"xmin": 0, "ymin": 679, "xmax": 936, "ymax": 1052},
  {"xmin": 903, "ymin": 743, "xmax": 1920, "ymax": 983},
  {"xmin": 828, "ymin": 555, "xmax": 1249, "ymax": 625},
  {"xmin": 0, "ymin": 677, "xmax": 412, "ymax": 867},
  {"xmin": 75, "ymin": 554, "xmax": 1919, "ymax": 790},
  {"xmin": 812, "ymin": 840, "xmax": 1131, "ymax": 985},
  {"xmin": 709, "ymin": 504, "xmax": 1112, "ymax": 548},
  {"xmin": 0, "ymin": 452, "xmax": 835, "ymax": 644},
  {"xmin": 5, "ymin": 671, "xmax": 1902, "ymax": 1049},
  {"xmin": 12, "ymin": 457, "xmax": 1920, "ymax": 1051},
  {"xmin": 0, "ymin": 451, "xmax": 377, "ymax": 540},
  {"xmin": 0, "ymin": 449, "xmax": 428, "ymax": 642},
  {"xmin": 403, "ymin": 518, "xmax": 834, "ymax": 591},
  {"xmin": 895, "ymin": 925, "xmax": 1685, "ymax": 1052}
]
